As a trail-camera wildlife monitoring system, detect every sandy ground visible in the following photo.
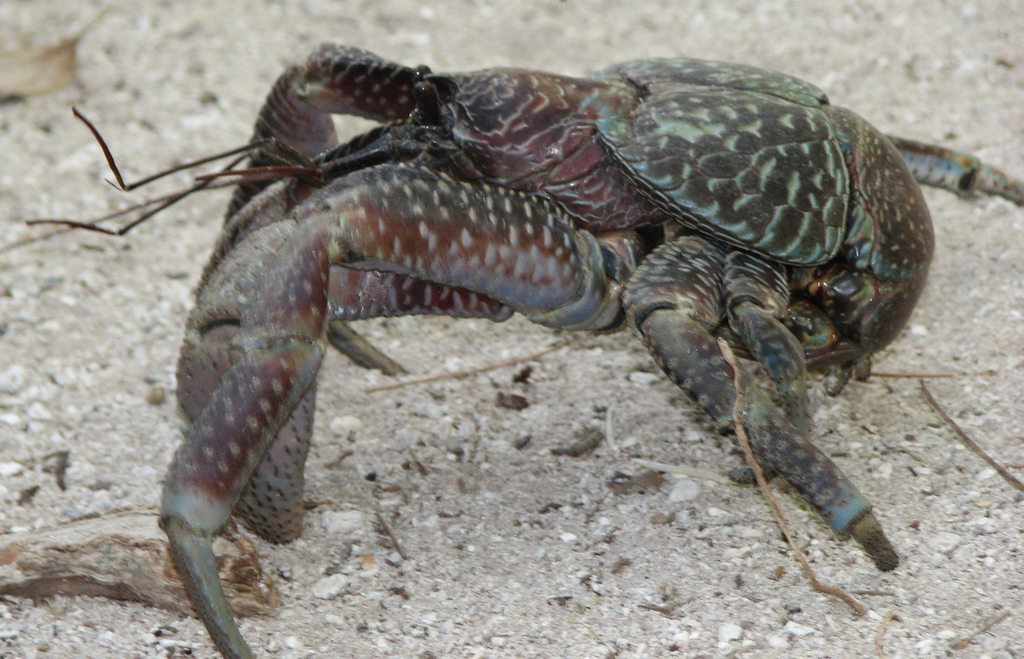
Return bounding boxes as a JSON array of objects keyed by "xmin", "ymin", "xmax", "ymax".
[{"xmin": 1, "ymin": 1, "xmax": 1023, "ymax": 658}]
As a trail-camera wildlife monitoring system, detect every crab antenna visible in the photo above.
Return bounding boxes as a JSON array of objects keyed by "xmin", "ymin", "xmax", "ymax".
[
  {"xmin": 72, "ymin": 107, "xmax": 267, "ymax": 192},
  {"xmin": 27, "ymin": 154, "xmax": 249, "ymax": 236},
  {"xmin": 195, "ymin": 165, "xmax": 324, "ymax": 186}
]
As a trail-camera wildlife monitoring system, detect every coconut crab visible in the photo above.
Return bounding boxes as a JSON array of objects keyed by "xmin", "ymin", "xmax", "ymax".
[{"xmin": 127, "ymin": 45, "xmax": 1023, "ymax": 659}]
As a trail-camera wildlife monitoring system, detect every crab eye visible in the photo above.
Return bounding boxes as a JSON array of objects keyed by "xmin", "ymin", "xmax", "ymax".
[{"xmin": 412, "ymin": 64, "xmax": 432, "ymax": 81}]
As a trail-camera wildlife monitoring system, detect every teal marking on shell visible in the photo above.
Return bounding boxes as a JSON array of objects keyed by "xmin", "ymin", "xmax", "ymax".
[{"xmin": 596, "ymin": 69, "xmax": 848, "ymax": 265}]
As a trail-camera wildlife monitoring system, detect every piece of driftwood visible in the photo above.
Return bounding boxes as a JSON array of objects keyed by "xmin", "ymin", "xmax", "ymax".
[{"xmin": 0, "ymin": 511, "xmax": 278, "ymax": 617}]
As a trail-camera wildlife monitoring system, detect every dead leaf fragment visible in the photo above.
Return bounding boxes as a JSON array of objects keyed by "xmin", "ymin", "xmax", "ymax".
[
  {"xmin": 551, "ymin": 427, "xmax": 603, "ymax": 457},
  {"xmin": 0, "ymin": 37, "xmax": 79, "ymax": 101},
  {"xmin": 495, "ymin": 391, "xmax": 529, "ymax": 410}
]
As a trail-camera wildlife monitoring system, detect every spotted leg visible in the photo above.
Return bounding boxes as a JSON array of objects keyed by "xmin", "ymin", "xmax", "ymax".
[
  {"xmin": 887, "ymin": 135, "xmax": 1024, "ymax": 205},
  {"xmin": 162, "ymin": 162, "xmax": 622, "ymax": 659},
  {"xmin": 623, "ymin": 234, "xmax": 898, "ymax": 571},
  {"xmin": 223, "ymin": 45, "xmax": 431, "ymax": 377}
]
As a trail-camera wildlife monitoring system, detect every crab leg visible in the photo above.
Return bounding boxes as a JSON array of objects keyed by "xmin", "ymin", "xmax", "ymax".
[
  {"xmin": 887, "ymin": 135, "xmax": 1024, "ymax": 205},
  {"xmin": 224, "ymin": 44, "xmax": 431, "ymax": 376},
  {"xmin": 162, "ymin": 162, "xmax": 621, "ymax": 659},
  {"xmin": 623, "ymin": 234, "xmax": 898, "ymax": 572},
  {"xmin": 230, "ymin": 44, "xmax": 424, "ymax": 216}
]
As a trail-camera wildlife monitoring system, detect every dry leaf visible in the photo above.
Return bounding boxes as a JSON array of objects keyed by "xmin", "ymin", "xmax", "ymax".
[{"xmin": 0, "ymin": 36, "xmax": 79, "ymax": 101}]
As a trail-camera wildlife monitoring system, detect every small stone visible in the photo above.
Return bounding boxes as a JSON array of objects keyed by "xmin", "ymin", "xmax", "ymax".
[
  {"xmin": 975, "ymin": 468, "xmax": 997, "ymax": 481},
  {"xmin": 707, "ymin": 507, "xmax": 729, "ymax": 517},
  {"xmin": 325, "ymin": 614, "xmax": 346, "ymax": 626},
  {"xmin": 0, "ymin": 366, "xmax": 27, "ymax": 394},
  {"xmin": 718, "ymin": 623, "xmax": 743, "ymax": 643},
  {"xmin": 0, "ymin": 462, "xmax": 24, "ymax": 477},
  {"xmin": 627, "ymin": 372, "xmax": 661, "ymax": 385},
  {"xmin": 783, "ymin": 621, "xmax": 816, "ymax": 636},
  {"xmin": 982, "ymin": 636, "xmax": 1007, "ymax": 651},
  {"xmin": 26, "ymin": 401, "xmax": 53, "ymax": 421},
  {"xmin": 669, "ymin": 478, "xmax": 700, "ymax": 502},
  {"xmin": 936, "ymin": 630, "xmax": 957, "ymax": 640},
  {"xmin": 0, "ymin": 413, "xmax": 27, "ymax": 430},
  {"xmin": 411, "ymin": 402, "xmax": 443, "ymax": 419},
  {"xmin": 312, "ymin": 574, "xmax": 350, "ymax": 599},
  {"xmin": 766, "ymin": 634, "xmax": 789, "ymax": 648},
  {"xmin": 925, "ymin": 532, "xmax": 963, "ymax": 554},
  {"xmin": 329, "ymin": 415, "xmax": 364, "ymax": 436},
  {"xmin": 145, "ymin": 387, "xmax": 166, "ymax": 406},
  {"xmin": 650, "ymin": 511, "xmax": 676, "ymax": 525},
  {"xmin": 559, "ymin": 532, "xmax": 578, "ymax": 543},
  {"xmin": 284, "ymin": 636, "xmax": 302, "ymax": 650},
  {"xmin": 323, "ymin": 510, "xmax": 365, "ymax": 535}
]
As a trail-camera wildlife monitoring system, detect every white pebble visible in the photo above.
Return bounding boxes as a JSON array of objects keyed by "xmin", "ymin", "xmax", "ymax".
[
  {"xmin": 329, "ymin": 415, "xmax": 364, "ymax": 436},
  {"xmin": 783, "ymin": 621, "xmax": 816, "ymax": 636},
  {"xmin": 975, "ymin": 468, "xmax": 997, "ymax": 481},
  {"xmin": 559, "ymin": 532, "xmax": 578, "ymax": 543},
  {"xmin": 284, "ymin": 636, "xmax": 302, "ymax": 650},
  {"xmin": 0, "ymin": 413, "xmax": 26, "ymax": 430},
  {"xmin": 717, "ymin": 623, "xmax": 743, "ymax": 643},
  {"xmin": 766, "ymin": 633, "xmax": 789, "ymax": 648},
  {"xmin": 925, "ymin": 532, "xmax": 963, "ymax": 554},
  {"xmin": 982, "ymin": 636, "xmax": 1008, "ymax": 651},
  {"xmin": 26, "ymin": 401, "xmax": 52, "ymax": 421},
  {"xmin": 323, "ymin": 510, "xmax": 365, "ymax": 535},
  {"xmin": 312, "ymin": 574, "xmax": 350, "ymax": 599},
  {"xmin": 627, "ymin": 372, "xmax": 661, "ymax": 385},
  {"xmin": 0, "ymin": 366, "xmax": 27, "ymax": 394},
  {"xmin": 669, "ymin": 478, "xmax": 700, "ymax": 502},
  {"xmin": 0, "ymin": 462, "xmax": 24, "ymax": 477}
]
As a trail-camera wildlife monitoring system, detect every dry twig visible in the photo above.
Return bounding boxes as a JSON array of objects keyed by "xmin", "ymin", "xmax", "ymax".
[
  {"xmin": 875, "ymin": 608, "xmax": 898, "ymax": 658},
  {"xmin": 364, "ymin": 344, "xmax": 564, "ymax": 392},
  {"xmin": 718, "ymin": 339, "xmax": 865, "ymax": 617},
  {"xmin": 871, "ymin": 370, "xmax": 997, "ymax": 379},
  {"xmin": 952, "ymin": 609, "xmax": 1010, "ymax": 650},
  {"xmin": 374, "ymin": 510, "xmax": 409, "ymax": 561},
  {"xmin": 919, "ymin": 380, "xmax": 1024, "ymax": 493}
]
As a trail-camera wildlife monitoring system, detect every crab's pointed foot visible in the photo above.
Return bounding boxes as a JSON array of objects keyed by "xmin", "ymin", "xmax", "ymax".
[
  {"xmin": 163, "ymin": 517, "xmax": 257, "ymax": 659},
  {"xmin": 849, "ymin": 512, "xmax": 899, "ymax": 572}
]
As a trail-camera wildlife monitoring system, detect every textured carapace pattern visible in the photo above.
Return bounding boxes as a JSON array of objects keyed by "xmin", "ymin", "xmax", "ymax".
[
  {"xmin": 599, "ymin": 59, "xmax": 849, "ymax": 265},
  {"xmin": 152, "ymin": 45, "xmax": 1024, "ymax": 659}
]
